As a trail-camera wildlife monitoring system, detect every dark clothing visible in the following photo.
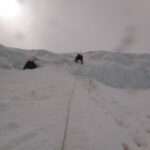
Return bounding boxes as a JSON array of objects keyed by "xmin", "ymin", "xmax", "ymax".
[
  {"xmin": 74, "ymin": 54, "xmax": 83, "ymax": 64},
  {"xmin": 23, "ymin": 61, "xmax": 37, "ymax": 69}
]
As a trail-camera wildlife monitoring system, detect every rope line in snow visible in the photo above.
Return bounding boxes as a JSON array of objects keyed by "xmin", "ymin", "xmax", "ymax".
[{"xmin": 61, "ymin": 78, "xmax": 77, "ymax": 150}]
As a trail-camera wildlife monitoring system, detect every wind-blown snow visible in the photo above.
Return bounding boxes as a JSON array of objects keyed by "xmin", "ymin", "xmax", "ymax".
[
  {"xmin": 1, "ymin": 45, "xmax": 150, "ymax": 89},
  {"xmin": 0, "ymin": 44, "xmax": 68, "ymax": 69},
  {"xmin": 71, "ymin": 51, "xmax": 150, "ymax": 89},
  {"xmin": 0, "ymin": 45, "xmax": 150, "ymax": 150}
]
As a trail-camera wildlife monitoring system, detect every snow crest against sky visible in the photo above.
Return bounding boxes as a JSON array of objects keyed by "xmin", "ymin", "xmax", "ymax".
[{"xmin": 0, "ymin": 0, "xmax": 150, "ymax": 53}]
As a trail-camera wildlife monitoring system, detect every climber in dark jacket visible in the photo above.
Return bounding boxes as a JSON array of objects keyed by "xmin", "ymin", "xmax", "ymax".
[{"xmin": 74, "ymin": 53, "xmax": 83, "ymax": 64}]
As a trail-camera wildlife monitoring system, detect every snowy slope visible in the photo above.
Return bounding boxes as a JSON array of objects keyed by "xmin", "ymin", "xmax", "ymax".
[
  {"xmin": 1, "ymin": 44, "xmax": 150, "ymax": 89},
  {"xmin": 0, "ymin": 45, "xmax": 150, "ymax": 150},
  {"xmin": 0, "ymin": 44, "xmax": 68, "ymax": 69}
]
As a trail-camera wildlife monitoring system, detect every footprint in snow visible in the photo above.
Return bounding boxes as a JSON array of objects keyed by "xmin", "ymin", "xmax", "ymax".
[
  {"xmin": 113, "ymin": 117, "xmax": 129, "ymax": 129},
  {"xmin": 132, "ymin": 134, "xmax": 148, "ymax": 149},
  {"xmin": 0, "ymin": 132, "xmax": 38, "ymax": 150}
]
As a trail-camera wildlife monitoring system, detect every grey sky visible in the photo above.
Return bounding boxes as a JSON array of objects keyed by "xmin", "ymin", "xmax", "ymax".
[{"xmin": 0, "ymin": 0, "xmax": 150, "ymax": 53}]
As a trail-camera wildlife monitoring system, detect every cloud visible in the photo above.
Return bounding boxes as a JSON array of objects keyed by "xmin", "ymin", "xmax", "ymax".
[{"xmin": 0, "ymin": 0, "xmax": 150, "ymax": 53}]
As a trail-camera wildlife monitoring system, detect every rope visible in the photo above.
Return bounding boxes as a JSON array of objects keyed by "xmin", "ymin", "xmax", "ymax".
[{"xmin": 61, "ymin": 78, "xmax": 77, "ymax": 150}]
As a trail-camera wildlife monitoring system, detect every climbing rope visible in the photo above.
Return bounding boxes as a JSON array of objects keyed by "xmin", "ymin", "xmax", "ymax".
[{"xmin": 61, "ymin": 78, "xmax": 77, "ymax": 150}]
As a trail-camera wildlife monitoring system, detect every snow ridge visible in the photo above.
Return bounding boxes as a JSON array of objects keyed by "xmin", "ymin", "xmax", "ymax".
[
  {"xmin": 1, "ymin": 45, "xmax": 150, "ymax": 89},
  {"xmin": 0, "ymin": 44, "xmax": 150, "ymax": 150}
]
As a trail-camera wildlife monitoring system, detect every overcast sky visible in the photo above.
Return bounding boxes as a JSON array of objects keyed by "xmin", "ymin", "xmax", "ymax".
[{"xmin": 0, "ymin": 0, "xmax": 150, "ymax": 53}]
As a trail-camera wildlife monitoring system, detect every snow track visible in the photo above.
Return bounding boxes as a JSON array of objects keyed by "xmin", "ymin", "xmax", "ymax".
[
  {"xmin": 0, "ymin": 65, "xmax": 150, "ymax": 150},
  {"xmin": 62, "ymin": 76, "xmax": 150, "ymax": 150},
  {"xmin": 0, "ymin": 66, "xmax": 76, "ymax": 150},
  {"xmin": 61, "ymin": 77, "xmax": 77, "ymax": 150}
]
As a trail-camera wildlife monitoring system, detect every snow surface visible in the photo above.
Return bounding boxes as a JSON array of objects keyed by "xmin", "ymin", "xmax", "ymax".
[{"xmin": 0, "ymin": 45, "xmax": 150, "ymax": 150}]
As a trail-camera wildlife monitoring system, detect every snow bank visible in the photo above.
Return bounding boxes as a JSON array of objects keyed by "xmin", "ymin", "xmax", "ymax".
[
  {"xmin": 1, "ymin": 44, "xmax": 150, "ymax": 89},
  {"xmin": 1, "ymin": 45, "xmax": 150, "ymax": 150},
  {"xmin": 0, "ymin": 45, "xmax": 27, "ymax": 69},
  {"xmin": 0, "ymin": 66, "xmax": 150, "ymax": 150},
  {"xmin": 77, "ymin": 63, "xmax": 150, "ymax": 89},
  {"xmin": 0, "ymin": 45, "xmax": 68, "ymax": 69},
  {"xmin": 74, "ymin": 51, "xmax": 150, "ymax": 89}
]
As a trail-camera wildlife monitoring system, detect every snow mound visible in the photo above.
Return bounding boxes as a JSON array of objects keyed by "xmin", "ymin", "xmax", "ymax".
[
  {"xmin": 1, "ymin": 44, "xmax": 150, "ymax": 89},
  {"xmin": 0, "ymin": 45, "xmax": 27, "ymax": 69},
  {"xmin": 0, "ymin": 45, "xmax": 68, "ymax": 69},
  {"xmin": 72, "ymin": 51, "xmax": 150, "ymax": 89},
  {"xmin": 77, "ymin": 63, "xmax": 150, "ymax": 89}
]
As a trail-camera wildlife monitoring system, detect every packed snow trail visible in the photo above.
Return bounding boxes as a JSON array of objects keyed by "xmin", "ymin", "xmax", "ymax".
[
  {"xmin": 0, "ymin": 66, "xmax": 77, "ymax": 150},
  {"xmin": 64, "ymin": 77, "xmax": 150, "ymax": 150},
  {"xmin": 1, "ymin": 45, "xmax": 150, "ymax": 150},
  {"xmin": 0, "ymin": 65, "xmax": 150, "ymax": 150},
  {"xmin": 61, "ymin": 77, "xmax": 77, "ymax": 150}
]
